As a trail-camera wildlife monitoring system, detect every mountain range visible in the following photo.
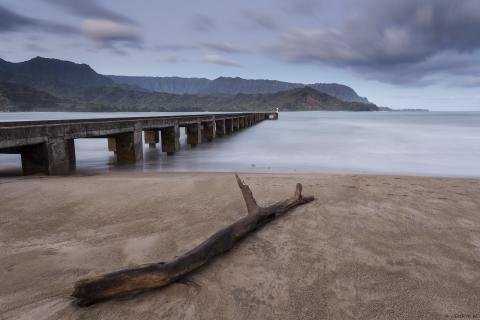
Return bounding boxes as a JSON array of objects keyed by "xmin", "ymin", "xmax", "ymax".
[
  {"xmin": 0, "ymin": 57, "xmax": 379, "ymax": 112},
  {"xmin": 108, "ymin": 75, "xmax": 369, "ymax": 103}
]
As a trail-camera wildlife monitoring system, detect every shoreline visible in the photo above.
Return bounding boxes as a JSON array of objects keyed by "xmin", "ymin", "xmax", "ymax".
[
  {"xmin": 1, "ymin": 172, "xmax": 479, "ymax": 319},
  {"xmin": 3, "ymin": 166, "xmax": 480, "ymax": 180}
]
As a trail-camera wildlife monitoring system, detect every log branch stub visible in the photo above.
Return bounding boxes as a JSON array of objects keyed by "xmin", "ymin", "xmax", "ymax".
[
  {"xmin": 71, "ymin": 174, "xmax": 314, "ymax": 307},
  {"xmin": 235, "ymin": 173, "xmax": 259, "ymax": 214}
]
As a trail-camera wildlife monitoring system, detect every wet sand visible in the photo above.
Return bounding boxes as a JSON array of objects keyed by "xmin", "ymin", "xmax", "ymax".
[{"xmin": 0, "ymin": 172, "xmax": 479, "ymax": 319}]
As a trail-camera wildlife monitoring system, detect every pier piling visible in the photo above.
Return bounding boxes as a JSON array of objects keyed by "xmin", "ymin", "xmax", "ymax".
[
  {"xmin": 115, "ymin": 131, "xmax": 143, "ymax": 164},
  {"xmin": 202, "ymin": 121, "xmax": 216, "ymax": 142},
  {"xmin": 186, "ymin": 122, "xmax": 202, "ymax": 146},
  {"xmin": 144, "ymin": 130, "xmax": 159, "ymax": 148},
  {"xmin": 160, "ymin": 126, "xmax": 180, "ymax": 155},
  {"xmin": 215, "ymin": 119, "xmax": 226, "ymax": 136},
  {"xmin": 225, "ymin": 119, "xmax": 233, "ymax": 134}
]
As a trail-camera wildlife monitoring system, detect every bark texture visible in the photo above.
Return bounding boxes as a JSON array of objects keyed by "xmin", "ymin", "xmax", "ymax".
[{"xmin": 72, "ymin": 174, "xmax": 314, "ymax": 306}]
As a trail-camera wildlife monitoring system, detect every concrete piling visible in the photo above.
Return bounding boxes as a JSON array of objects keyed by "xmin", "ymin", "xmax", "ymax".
[
  {"xmin": 67, "ymin": 139, "xmax": 76, "ymax": 169},
  {"xmin": 202, "ymin": 121, "xmax": 216, "ymax": 142},
  {"xmin": 114, "ymin": 131, "xmax": 143, "ymax": 164},
  {"xmin": 215, "ymin": 119, "xmax": 226, "ymax": 136},
  {"xmin": 186, "ymin": 122, "xmax": 202, "ymax": 146},
  {"xmin": 233, "ymin": 118, "xmax": 240, "ymax": 131},
  {"xmin": 240, "ymin": 117, "xmax": 245, "ymax": 129},
  {"xmin": 20, "ymin": 138, "xmax": 73, "ymax": 175},
  {"xmin": 144, "ymin": 130, "xmax": 159, "ymax": 148},
  {"xmin": 225, "ymin": 119, "xmax": 233, "ymax": 134},
  {"xmin": 160, "ymin": 126, "xmax": 180, "ymax": 155},
  {"xmin": 45, "ymin": 137, "xmax": 72, "ymax": 175},
  {"xmin": 108, "ymin": 137, "xmax": 117, "ymax": 153}
]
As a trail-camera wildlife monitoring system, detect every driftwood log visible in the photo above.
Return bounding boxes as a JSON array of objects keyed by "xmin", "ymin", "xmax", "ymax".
[{"xmin": 72, "ymin": 174, "xmax": 314, "ymax": 306}]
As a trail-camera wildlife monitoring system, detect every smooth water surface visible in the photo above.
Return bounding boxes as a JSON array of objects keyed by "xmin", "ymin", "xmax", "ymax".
[{"xmin": 1, "ymin": 111, "xmax": 479, "ymax": 177}]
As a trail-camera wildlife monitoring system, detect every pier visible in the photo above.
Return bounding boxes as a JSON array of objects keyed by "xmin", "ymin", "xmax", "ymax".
[{"xmin": 0, "ymin": 112, "xmax": 278, "ymax": 175}]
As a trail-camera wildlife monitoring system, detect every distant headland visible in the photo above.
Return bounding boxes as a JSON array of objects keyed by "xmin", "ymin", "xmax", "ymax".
[{"xmin": 378, "ymin": 107, "xmax": 429, "ymax": 112}]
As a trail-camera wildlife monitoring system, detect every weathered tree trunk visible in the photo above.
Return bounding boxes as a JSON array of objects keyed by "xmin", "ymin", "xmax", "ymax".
[{"xmin": 72, "ymin": 174, "xmax": 314, "ymax": 307}]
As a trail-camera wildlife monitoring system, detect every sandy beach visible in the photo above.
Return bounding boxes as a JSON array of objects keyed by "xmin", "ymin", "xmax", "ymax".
[{"xmin": 1, "ymin": 172, "xmax": 479, "ymax": 319}]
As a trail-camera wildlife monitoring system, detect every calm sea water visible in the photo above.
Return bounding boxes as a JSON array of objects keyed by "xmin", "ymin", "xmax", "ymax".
[{"xmin": 1, "ymin": 111, "xmax": 479, "ymax": 177}]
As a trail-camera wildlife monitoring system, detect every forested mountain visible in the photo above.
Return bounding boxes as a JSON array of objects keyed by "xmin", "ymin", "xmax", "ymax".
[
  {"xmin": 109, "ymin": 75, "xmax": 369, "ymax": 103},
  {"xmin": 0, "ymin": 57, "xmax": 378, "ymax": 112}
]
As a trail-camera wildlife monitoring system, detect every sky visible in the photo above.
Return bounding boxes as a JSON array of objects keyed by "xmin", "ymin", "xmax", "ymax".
[{"xmin": 1, "ymin": 0, "xmax": 480, "ymax": 110}]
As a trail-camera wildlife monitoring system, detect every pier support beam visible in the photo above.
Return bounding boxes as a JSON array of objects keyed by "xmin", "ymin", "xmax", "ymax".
[
  {"xmin": 233, "ymin": 118, "xmax": 240, "ymax": 131},
  {"xmin": 160, "ymin": 126, "xmax": 180, "ymax": 155},
  {"xmin": 114, "ymin": 130, "xmax": 143, "ymax": 164},
  {"xmin": 215, "ymin": 119, "xmax": 226, "ymax": 136},
  {"xmin": 47, "ymin": 138, "xmax": 72, "ymax": 175},
  {"xmin": 239, "ymin": 117, "xmax": 245, "ymax": 129},
  {"xmin": 20, "ymin": 137, "xmax": 73, "ymax": 175},
  {"xmin": 108, "ymin": 137, "xmax": 116, "ymax": 154},
  {"xmin": 202, "ymin": 121, "xmax": 216, "ymax": 142},
  {"xmin": 186, "ymin": 123, "xmax": 202, "ymax": 146},
  {"xmin": 67, "ymin": 139, "xmax": 76, "ymax": 169},
  {"xmin": 144, "ymin": 130, "xmax": 159, "ymax": 149},
  {"xmin": 225, "ymin": 119, "xmax": 233, "ymax": 134}
]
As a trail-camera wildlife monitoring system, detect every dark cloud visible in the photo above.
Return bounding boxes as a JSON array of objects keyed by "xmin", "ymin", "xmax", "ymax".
[
  {"xmin": 351, "ymin": 52, "xmax": 480, "ymax": 86},
  {"xmin": 159, "ymin": 55, "xmax": 187, "ymax": 63},
  {"xmin": 190, "ymin": 14, "xmax": 215, "ymax": 32},
  {"xmin": 43, "ymin": 0, "xmax": 135, "ymax": 24},
  {"xmin": 282, "ymin": 0, "xmax": 320, "ymax": 18},
  {"xmin": 0, "ymin": 4, "xmax": 77, "ymax": 34},
  {"xmin": 25, "ymin": 43, "xmax": 50, "ymax": 53},
  {"xmin": 269, "ymin": 0, "xmax": 480, "ymax": 85},
  {"xmin": 200, "ymin": 42, "xmax": 248, "ymax": 54},
  {"xmin": 243, "ymin": 11, "xmax": 279, "ymax": 31},
  {"xmin": 154, "ymin": 44, "xmax": 198, "ymax": 51},
  {"xmin": 0, "ymin": 5, "xmax": 35, "ymax": 31}
]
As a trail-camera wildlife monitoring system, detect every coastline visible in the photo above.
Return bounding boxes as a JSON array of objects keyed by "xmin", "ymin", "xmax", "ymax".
[{"xmin": 1, "ymin": 171, "xmax": 479, "ymax": 319}]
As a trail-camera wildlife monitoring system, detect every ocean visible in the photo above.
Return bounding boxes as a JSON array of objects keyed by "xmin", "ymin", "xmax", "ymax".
[{"xmin": 1, "ymin": 111, "xmax": 479, "ymax": 177}]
